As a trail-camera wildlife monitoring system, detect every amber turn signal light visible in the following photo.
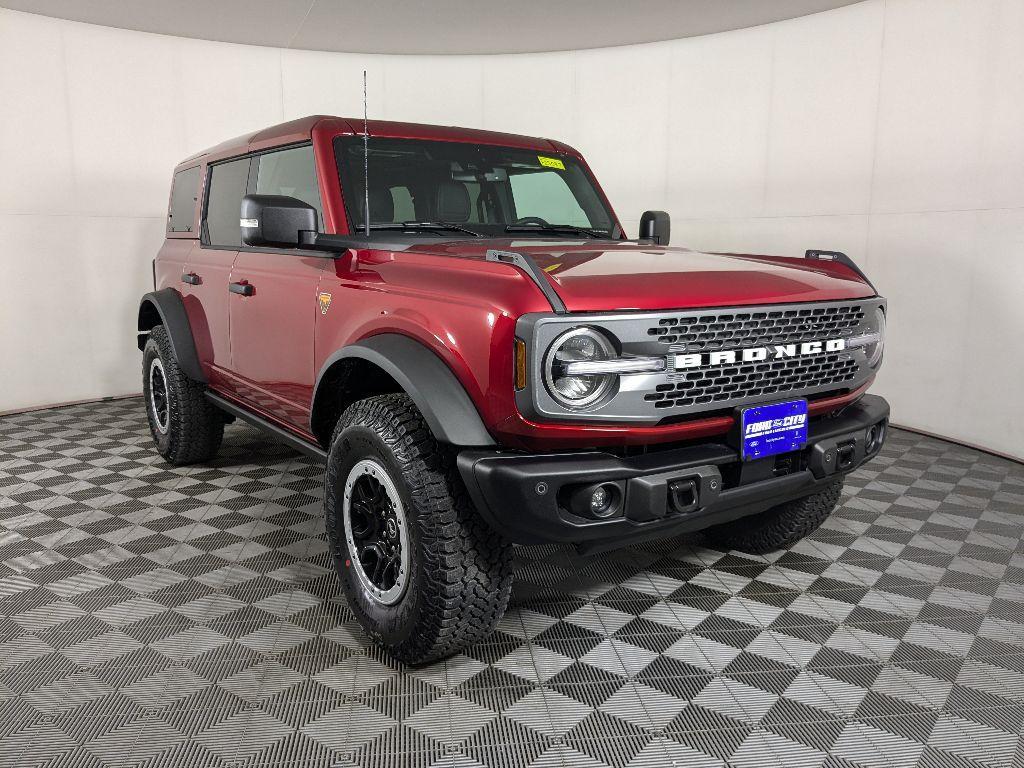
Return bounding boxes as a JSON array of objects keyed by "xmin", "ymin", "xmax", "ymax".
[{"xmin": 514, "ymin": 338, "xmax": 528, "ymax": 390}]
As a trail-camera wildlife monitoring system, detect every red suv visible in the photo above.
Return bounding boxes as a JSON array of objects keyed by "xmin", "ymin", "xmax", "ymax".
[{"xmin": 139, "ymin": 115, "xmax": 888, "ymax": 663}]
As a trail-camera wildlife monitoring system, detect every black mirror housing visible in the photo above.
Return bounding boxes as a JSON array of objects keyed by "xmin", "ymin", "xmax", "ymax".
[
  {"xmin": 240, "ymin": 194, "xmax": 318, "ymax": 248},
  {"xmin": 639, "ymin": 210, "xmax": 671, "ymax": 246}
]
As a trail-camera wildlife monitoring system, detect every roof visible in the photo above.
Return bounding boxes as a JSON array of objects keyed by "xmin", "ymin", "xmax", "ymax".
[{"xmin": 177, "ymin": 115, "xmax": 572, "ymax": 168}]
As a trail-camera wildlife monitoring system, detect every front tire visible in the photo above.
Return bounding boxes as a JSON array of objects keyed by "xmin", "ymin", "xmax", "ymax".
[
  {"xmin": 142, "ymin": 325, "xmax": 224, "ymax": 465},
  {"xmin": 325, "ymin": 394, "xmax": 513, "ymax": 665},
  {"xmin": 705, "ymin": 479, "xmax": 843, "ymax": 555}
]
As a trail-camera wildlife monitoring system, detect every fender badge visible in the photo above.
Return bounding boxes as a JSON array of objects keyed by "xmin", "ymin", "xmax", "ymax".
[{"xmin": 318, "ymin": 292, "xmax": 333, "ymax": 315}]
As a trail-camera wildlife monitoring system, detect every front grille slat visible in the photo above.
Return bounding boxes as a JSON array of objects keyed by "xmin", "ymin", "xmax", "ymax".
[
  {"xmin": 649, "ymin": 304, "xmax": 865, "ymax": 351},
  {"xmin": 640, "ymin": 301, "xmax": 868, "ymax": 413},
  {"xmin": 647, "ymin": 354, "xmax": 859, "ymax": 409}
]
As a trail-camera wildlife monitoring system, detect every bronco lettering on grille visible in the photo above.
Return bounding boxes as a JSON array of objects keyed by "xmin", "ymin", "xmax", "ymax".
[{"xmin": 674, "ymin": 338, "xmax": 847, "ymax": 370}]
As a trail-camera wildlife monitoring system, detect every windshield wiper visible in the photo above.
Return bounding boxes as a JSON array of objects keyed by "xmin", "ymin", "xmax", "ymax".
[
  {"xmin": 504, "ymin": 224, "xmax": 608, "ymax": 239},
  {"xmin": 370, "ymin": 221, "xmax": 482, "ymax": 237}
]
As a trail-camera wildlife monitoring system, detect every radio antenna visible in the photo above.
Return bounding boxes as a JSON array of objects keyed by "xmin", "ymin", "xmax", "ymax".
[{"xmin": 362, "ymin": 70, "xmax": 370, "ymax": 237}]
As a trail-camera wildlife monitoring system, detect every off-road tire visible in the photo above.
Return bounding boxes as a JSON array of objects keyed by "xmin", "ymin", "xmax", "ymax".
[
  {"xmin": 142, "ymin": 325, "xmax": 224, "ymax": 465},
  {"xmin": 325, "ymin": 393, "xmax": 513, "ymax": 665},
  {"xmin": 705, "ymin": 480, "xmax": 843, "ymax": 555}
]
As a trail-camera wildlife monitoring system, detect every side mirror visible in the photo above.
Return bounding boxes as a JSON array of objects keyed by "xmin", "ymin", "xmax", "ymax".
[
  {"xmin": 639, "ymin": 210, "xmax": 671, "ymax": 246},
  {"xmin": 240, "ymin": 194, "xmax": 317, "ymax": 248}
]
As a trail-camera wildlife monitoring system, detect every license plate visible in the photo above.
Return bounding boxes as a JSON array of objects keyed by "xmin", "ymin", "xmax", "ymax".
[{"xmin": 740, "ymin": 399, "xmax": 808, "ymax": 461}]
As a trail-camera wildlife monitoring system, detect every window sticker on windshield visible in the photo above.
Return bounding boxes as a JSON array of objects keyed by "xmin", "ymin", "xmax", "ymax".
[{"xmin": 537, "ymin": 155, "xmax": 565, "ymax": 170}]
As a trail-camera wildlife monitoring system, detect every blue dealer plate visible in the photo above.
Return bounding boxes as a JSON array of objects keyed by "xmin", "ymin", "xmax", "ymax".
[{"xmin": 740, "ymin": 399, "xmax": 808, "ymax": 461}]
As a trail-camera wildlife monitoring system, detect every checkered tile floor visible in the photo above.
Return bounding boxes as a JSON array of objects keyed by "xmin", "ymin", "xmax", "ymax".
[{"xmin": 2, "ymin": 398, "xmax": 1024, "ymax": 768}]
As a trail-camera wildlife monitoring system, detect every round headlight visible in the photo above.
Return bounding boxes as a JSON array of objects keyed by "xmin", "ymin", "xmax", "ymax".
[
  {"xmin": 543, "ymin": 327, "xmax": 616, "ymax": 409},
  {"xmin": 866, "ymin": 307, "xmax": 885, "ymax": 367}
]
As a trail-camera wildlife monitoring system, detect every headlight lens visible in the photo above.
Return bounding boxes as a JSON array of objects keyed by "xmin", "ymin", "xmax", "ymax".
[
  {"xmin": 544, "ymin": 327, "xmax": 616, "ymax": 408},
  {"xmin": 866, "ymin": 307, "xmax": 886, "ymax": 367}
]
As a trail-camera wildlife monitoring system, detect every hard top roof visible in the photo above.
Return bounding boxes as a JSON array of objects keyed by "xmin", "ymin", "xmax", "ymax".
[{"xmin": 176, "ymin": 115, "xmax": 573, "ymax": 169}]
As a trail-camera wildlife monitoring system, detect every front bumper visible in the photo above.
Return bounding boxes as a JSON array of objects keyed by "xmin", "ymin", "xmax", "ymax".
[{"xmin": 458, "ymin": 394, "xmax": 889, "ymax": 551}]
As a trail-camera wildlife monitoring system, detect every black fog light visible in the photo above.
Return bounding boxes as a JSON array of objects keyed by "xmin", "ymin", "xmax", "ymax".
[
  {"xmin": 866, "ymin": 421, "xmax": 886, "ymax": 454},
  {"xmin": 568, "ymin": 482, "xmax": 622, "ymax": 519},
  {"xmin": 590, "ymin": 486, "xmax": 612, "ymax": 515}
]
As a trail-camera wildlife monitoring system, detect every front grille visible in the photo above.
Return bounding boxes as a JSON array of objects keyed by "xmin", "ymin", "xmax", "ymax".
[
  {"xmin": 645, "ymin": 353, "xmax": 859, "ymax": 409},
  {"xmin": 519, "ymin": 297, "xmax": 883, "ymax": 424},
  {"xmin": 647, "ymin": 304, "xmax": 865, "ymax": 350}
]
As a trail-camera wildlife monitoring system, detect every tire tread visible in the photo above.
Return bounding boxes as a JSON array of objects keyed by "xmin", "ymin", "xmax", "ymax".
[
  {"xmin": 325, "ymin": 394, "xmax": 512, "ymax": 665},
  {"xmin": 144, "ymin": 325, "xmax": 223, "ymax": 465},
  {"xmin": 706, "ymin": 480, "xmax": 843, "ymax": 555}
]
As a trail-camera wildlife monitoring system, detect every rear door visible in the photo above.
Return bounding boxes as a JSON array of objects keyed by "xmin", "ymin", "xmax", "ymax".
[
  {"xmin": 226, "ymin": 144, "xmax": 328, "ymax": 430},
  {"xmin": 182, "ymin": 156, "xmax": 251, "ymax": 386}
]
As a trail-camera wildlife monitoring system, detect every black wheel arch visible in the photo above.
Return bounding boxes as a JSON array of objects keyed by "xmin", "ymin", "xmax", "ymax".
[
  {"xmin": 137, "ymin": 288, "xmax": 206, "ymax": 384},
  {"xmin": 312, "ymin": 334, "xmax": 495, "ymax": 448}
]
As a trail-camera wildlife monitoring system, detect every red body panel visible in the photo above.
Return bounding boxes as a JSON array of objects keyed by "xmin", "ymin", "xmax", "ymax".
[
  {"xmin": 157, "ymin": 116, "xmax": 879, "ymax": 450},
  {"xmin": 313, "ymin": 249, "xmax": 551, "ymax": 432},
  {"xmin": 179, "ymin": 247, "xmax": 235, "ymax": 380},
  {"xmin": 407, "ymin": 240, "xmax": 874, "ymax": 312},
  {"xmin": 224, "ymin": 251, "xmax": 327, "ymax": 426},
  {"xmin": 154, "ymin": 240, "xmax": 192, "ymax": 295}
]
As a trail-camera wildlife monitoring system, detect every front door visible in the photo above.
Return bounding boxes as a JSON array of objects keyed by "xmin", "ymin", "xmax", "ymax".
[
  {"xmin": 225, "ymin": 144, "xmax": 328, "ymax": 431},
  {"xmin": 227, "ymin": 251, "xmax": 326, "ymax": 429}
]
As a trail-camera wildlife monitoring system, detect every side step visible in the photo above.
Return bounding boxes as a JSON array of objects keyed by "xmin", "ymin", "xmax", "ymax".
[{"xmin": 206, "ymin": 393, "xmax": 327, "ymax": 462}]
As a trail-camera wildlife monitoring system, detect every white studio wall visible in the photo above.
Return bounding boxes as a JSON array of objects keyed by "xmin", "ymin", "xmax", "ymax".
[{"xmin": 1, "ymin": 0, "xmax": 1022, "ymax": 459}]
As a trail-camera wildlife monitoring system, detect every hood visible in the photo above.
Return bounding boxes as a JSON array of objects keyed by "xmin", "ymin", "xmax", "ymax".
[{"xmin": 418, "ymin": 239, "xmax": 875, "ymax": 312}]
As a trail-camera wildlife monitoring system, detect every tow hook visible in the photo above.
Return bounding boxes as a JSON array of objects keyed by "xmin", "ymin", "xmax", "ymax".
[
  {"xmin": 627, "ymin": 465, "xmax": 722, "ymax": 522},
  {"xmin": 668, "ymin": 478, "xmax": 698, "ymax": 513},
  {"xmin": 836, "ymin": 441, "xmax": 857, "ymax": 471}
]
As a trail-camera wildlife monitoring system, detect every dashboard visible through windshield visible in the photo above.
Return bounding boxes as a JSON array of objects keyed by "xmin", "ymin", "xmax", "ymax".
[{"xmin": 334, "ymin": 136, "xmax": 618, "ymax": 239}]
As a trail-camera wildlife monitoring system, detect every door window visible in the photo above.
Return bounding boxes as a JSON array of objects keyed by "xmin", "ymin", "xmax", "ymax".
[
  {"xmin": 204, "ymin": 157, "xmax": 251, "ymax": 247},
  {"xmin": 255, "ymin": 145, "xmax": 323, "ymax": 230}
]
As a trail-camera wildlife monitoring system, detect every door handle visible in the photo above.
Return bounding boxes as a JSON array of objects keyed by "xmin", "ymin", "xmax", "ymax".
[
  {"xmin": 228, "ymin": 281, "xmax": 255, "ymax": 297},
  {"xmin": 181, "ymin": 272, "xmax": 201, "ymax": 285}
]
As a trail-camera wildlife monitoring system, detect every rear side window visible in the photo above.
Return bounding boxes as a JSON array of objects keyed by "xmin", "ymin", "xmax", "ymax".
[
  {"xmin": 168, "ymin": 166, "xmax": 199, "ymax": 233},
  {"xmin": 204, "ymin": 157, "xmax": 251, "ymax": 247},
  {"xmin": 255, "ymin": 145, "xmax": 323, "ymax": 229}
]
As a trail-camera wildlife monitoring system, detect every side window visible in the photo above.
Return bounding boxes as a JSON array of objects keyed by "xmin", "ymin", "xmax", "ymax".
[
  {"xmin": 509, "ymin": 170, "xmax": 589, "ymax": 227},
  {"xmin": 168, "ymin": 166, "xmax": 200, "ymax": 233},
  {"xmin": 255, "ymin": 145, "xmax": 323, "ymax": 230},
  {"xmin": 205, "ymin": 157, "xmax": 251, "ymax": 247}
]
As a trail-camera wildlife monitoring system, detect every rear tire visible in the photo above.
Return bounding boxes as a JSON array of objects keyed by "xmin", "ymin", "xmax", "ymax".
[
  {"xmin": 705, "ymin": 480, "xmax": 843, "ymax": 554},
  {"xmin": 142, "ymin": 325, "xmax": 224, "ymax": 465},
  {"xmin": 325, "ymin": 393, "xmax": 513, "ymax": 665}
]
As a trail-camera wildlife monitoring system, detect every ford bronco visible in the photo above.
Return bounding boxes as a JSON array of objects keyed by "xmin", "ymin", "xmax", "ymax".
[{"xmin": 139, "ymin": 115, "xmax": 888, "ymax": 663}]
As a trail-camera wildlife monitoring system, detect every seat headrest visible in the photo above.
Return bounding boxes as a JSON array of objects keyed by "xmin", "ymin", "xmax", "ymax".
[
  {"xmin": 357, "ymin": 186, "xmax": 394, "ymax": 224},
  {"xmin": 435, "ymin": 182, "xmax": 471, "ymax": 223}
]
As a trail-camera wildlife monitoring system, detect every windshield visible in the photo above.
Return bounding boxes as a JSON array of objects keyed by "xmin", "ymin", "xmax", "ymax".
[{"xmin": 335, "ymin": 136, "xmax": 618, "ymax": 238}]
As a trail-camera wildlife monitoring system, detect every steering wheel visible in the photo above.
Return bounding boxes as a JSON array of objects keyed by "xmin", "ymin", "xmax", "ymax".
[{"xmin": 513, "ymin": 216, "xmax": 550, "ymax": 227}]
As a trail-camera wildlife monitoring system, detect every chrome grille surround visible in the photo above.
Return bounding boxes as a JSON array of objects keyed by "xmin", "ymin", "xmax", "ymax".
[{"xmin": 515, "ymin": 297, "xmax": 884, "ymax": 425}]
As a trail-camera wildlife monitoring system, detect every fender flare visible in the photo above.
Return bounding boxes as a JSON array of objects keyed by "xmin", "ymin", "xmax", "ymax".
[
  {"xmin": 314, "ymin": 334, "xmax": 495, "ymax": 447},
  {"xmin": 137, "ymin": 288, "xmax": 206, "ymax": 383}
]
